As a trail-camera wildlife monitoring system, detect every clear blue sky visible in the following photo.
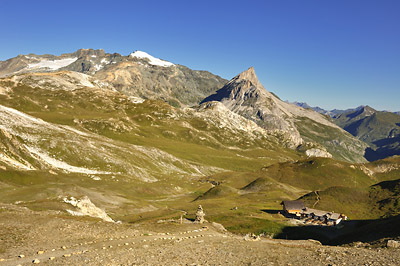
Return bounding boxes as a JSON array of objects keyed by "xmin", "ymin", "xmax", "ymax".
[{"xmin": 1, "ymin": 0, "xmax": 399, "ymax": 111}]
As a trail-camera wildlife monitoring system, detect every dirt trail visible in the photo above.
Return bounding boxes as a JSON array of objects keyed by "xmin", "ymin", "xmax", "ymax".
[{"xmin": 1, "ymin": 204, "xmax": 399, "ymax": 266}]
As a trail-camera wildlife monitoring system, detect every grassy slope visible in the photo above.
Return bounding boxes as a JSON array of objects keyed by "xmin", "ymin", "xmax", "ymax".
[
  {"xmin": 0, "ymin": 82, "xmax": 301, "ymax": 172},
  {"xmin": 1, "ymin": 78, "xmax": 399, "ymax": 242},
  {"xmin": 336, "ymin": 111, "xmax": 400, "ymax": 145},
  {"xmin": 295, "ymin": 117, "xmax": 367, "ymax": 163},
  {"xmin": 299, "ymin": 179, "xmax": 400, "ymax": 220},
  {"xmin": 261, "ymin": 158, "xmax": 375, "ymax": 191}
]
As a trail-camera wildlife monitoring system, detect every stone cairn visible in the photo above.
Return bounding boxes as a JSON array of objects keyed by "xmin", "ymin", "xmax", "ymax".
[{"xmin": 195, "ymin": 205, "xmax": 205, "ymax": 223}]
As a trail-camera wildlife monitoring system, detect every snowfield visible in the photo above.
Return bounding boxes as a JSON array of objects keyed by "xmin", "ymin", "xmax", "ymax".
[
  {"xmin": 129, "ymin": 51, "xmax": 174, "ymax": 67},
  {"xmin": 27, "ymin": 57, "xmax": 78, "ymax": 70}
]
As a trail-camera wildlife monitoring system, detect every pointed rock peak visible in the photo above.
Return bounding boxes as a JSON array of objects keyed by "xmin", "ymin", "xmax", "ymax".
[
  {"xmin": 357, "ymin": 105, "xmax": 376, "ymax": 116},
  {"xmin": 235, "ymin": 67, "xmax": 259, "ymax": 85},
  {"xmin": 347, "ymin": 105, "xmax": 376, "ymax": 119},
  {"xmin": 363, "ymin": 105, "xmax": 376, "ymax": 112}
]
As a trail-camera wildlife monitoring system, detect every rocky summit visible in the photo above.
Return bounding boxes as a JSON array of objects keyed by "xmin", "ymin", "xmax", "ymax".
[
  {"xmin": 202, "ymin": 67, "xmax": 367, "ymax": 162},
  {"xmin": 0, "ymin": 49, "xmax": 399, "ymax": 265}
]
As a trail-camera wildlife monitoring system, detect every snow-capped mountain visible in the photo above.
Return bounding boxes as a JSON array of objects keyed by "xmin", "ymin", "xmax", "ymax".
[
  {"xmin": 0, "ymin": 49, "xmax": 226, "ymax": 107},
  {"xmin": 129, "ymin": 51, "xmax": 174, "ymax": 67}
]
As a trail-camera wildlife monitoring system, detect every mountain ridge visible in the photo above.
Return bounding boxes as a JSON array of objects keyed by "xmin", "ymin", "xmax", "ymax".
[
  {"xmin": 0, "ymin": 49, "xmax": 228, "ymax": 107},
  {"xmin": 333, "ymin": 107, "xmax": 400, "ymax": 161},
  {"xmin": 202, "ymin": 67, "xmax": 367, "ymax": 162},
  {"xmin": 0, "ymin": 50, "xmax": 375, "ymax": 162}
]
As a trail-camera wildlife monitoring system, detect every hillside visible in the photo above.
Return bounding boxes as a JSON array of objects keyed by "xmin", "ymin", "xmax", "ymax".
[
  {"xmin": 0, "ymin": 68, "xmax": 306, "ymax": 223},
  {"xmin": 333, "ymin": 106, "xmax": 400, "ymax": 161},
  {"xmin": 297, "ymin": 156, "xmax": 400, "ymax": 219}
]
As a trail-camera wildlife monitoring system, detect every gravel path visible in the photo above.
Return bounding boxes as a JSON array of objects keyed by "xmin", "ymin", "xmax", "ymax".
[{"xmin": 1, "ymin": 204, "xmax": 399, "ymax": 266}]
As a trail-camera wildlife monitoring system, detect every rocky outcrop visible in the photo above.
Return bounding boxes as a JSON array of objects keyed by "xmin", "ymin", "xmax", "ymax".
[
  {"xmin": 63, "ymin": 196, "xmax": 114, "ymax": 222},
  {"xmin": 387, "ymin": 240, "xmax": 400, "ymax": 248},
  {"xmin": 306, "ymin": 148, "xmax": 332, "ymax": 158}
]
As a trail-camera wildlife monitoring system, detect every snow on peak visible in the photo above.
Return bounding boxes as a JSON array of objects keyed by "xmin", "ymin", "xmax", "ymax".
[
  {"xmin": 129, "ymin": 51, "xmax": 174, "ymax": 67},
  {"xmin": 27, "ymin": 57, "xmax": 78, "ymax": 70}
]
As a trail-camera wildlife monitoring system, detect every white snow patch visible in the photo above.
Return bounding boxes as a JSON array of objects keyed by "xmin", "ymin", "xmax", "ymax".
[
  {"xmin": 94, "ymin": 64, "xmax": 102, "ymax": 71},
  {"xmin": 91, "ymin": 55, "xmax": 97, "ymax": 58},
  {"xmin": 92, "ymin": 59, "xmax": 110, "ymax": 72},
  {"xmin": 27, "ymin": 57, "xmax": 78, "ymax": 70},
  {"xmin": 24, "ymin": 145, "xmax": 111, "ymax": 175},
  {"xmin": 129, "ymin": 51, "xmax": 174, "ymax": 67}
]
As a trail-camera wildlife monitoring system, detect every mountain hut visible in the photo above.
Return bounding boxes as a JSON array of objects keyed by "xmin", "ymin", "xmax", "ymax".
[{"xmin": 281, "ymin": 200, "xmax": 305, "ymax": 216}]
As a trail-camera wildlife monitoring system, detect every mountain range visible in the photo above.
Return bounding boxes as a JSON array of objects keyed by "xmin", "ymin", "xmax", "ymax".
[
  {"xmin": 0, "ymin": 49, "xmax": 227, "ymax": 107},
  {"xmin": 334, "ymin": 106, "xmax": 400, "ymax": 161},
  {"xmin": 0, "ymin": 49, "xmax": 399, "ymax": 246},
  {"xmin": 294, "ymin": 101, "xmax": 400, "ymax": 118},
  {"xmin": 293, "ymin": 102, "xmax": 400, "ymax": 160}
]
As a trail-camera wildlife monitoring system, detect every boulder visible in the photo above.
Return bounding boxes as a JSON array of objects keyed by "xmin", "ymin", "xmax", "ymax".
[
  {"xmin": 387, "ymin": 240, "xmax": 400, "ymax": 248},
  {"xmin": 211, "ymin": 222, "xmax": 227, "ymax": 232}
]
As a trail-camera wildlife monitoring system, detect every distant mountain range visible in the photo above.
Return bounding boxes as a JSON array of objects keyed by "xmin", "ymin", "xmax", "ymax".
[
  {"xmin": 293, "ymin": 102, "xmax": 400, "ymax": 118},
  {"xmin": 292, "ymin": 102, "xmax": 400, "ymax": 160},
  {"xmin": 333, "ymin": 106, "xmax": 400, "ymax": 161}
]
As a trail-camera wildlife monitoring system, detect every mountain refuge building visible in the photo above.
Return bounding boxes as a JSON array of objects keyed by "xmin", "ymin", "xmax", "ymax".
[
  {"xmin": 281, "ymin": 200, "xmax": 305, "ymax": 217},
  {"xmin": 281, "ymin": 200, "xmax": 346, "ymax": 226}
]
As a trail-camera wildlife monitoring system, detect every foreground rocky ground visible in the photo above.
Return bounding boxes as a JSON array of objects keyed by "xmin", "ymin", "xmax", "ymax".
[{"xmin": 0, "ymin": 204, "xmax": 399, "ymax": 266}]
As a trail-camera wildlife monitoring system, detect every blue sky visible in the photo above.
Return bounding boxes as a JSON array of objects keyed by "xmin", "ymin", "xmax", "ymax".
[{"xmin": 1, "ymin": 0, "xmax": 399, "ymax": 111}]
